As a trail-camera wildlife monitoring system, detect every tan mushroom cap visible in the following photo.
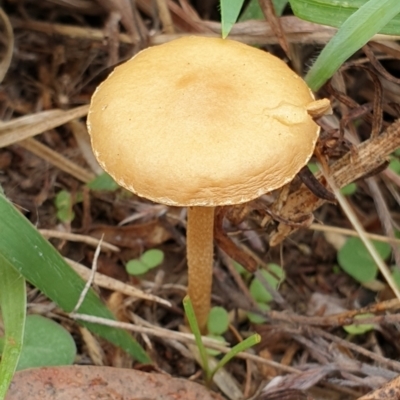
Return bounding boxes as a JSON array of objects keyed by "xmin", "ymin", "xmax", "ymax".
[{"xmin": 87, "ymin": 36, "xmax": 319, "ymax": 207}]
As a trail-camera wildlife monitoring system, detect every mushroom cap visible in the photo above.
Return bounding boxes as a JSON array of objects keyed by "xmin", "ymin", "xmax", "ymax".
[{"xmin": 87, "ymin": 36, "xmax": 319, "ymax": 207}]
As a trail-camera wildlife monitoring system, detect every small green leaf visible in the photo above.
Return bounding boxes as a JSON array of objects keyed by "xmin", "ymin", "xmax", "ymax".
[
  {"xmin": 340, "ymin": 183, "xmax": 357, "ymax": 196},
  {"xmin": 86, "ymin": 173, "xmax": 119, "ymax": 191},
  {"xmin": 247, "ymin": 302, "xmax": 270, "ymax": 324},
  {"xmin": 17, "ymin": 315, "xmax": 76, "ymax": 371},
  {"xmin": 249, "ymin": 264, "xmax": 285, "ymax": 303},
  {"xmin": 220, "ymin": 0, "xmax": 245, "ymax": 38},
  {"xmin": 54, "ymin": 190, "xmax": 74, "ymax": 223},
  {"xmin": 250, "ymin": 276, "xmax": 272, "ymax": 303},
  {"xmin": 343, "ymin": 313, "xmax": 375, "ymax": 335},
  {"xmin": 205, "ymin": 334, "xmax": 225, "ymax": 356},
  {"xmin": 140, "ymin": 249, "xmax": 164, "ymax": 269},
  {"xmin": 207, "ymin": 307, "xmax": 229, "ymax": 335},
  {"xmin": 389, "ymin": 158, "xmax": 400, "ymax": 175},
  {"xmin": 267, "ymin": 263, "xmax": 286, "ymax": 284},
  {"xmin": 126, "ymin": 260, "xmax": 149, "ymax": 276},
  {"xmin": 338, "ymin": 237, "xmax": 391, "ymax": 283},
  {"xmin": 232, "ymin": 261, "xmax": 251, "ymax": 280},
  {"xmin": 126, "ymin": 249, "xmax": 164, "ymax": 276},
  {"xmin": 233, "ymin": 261, "xmax": 246, "ymax": 275},
  {"xmin": 392, "ymin": 267, "xmax": 400, "ymax": 288},
  {"xmin": 307, "ymin": 162, "xmax": 318, "ymax": 174}
]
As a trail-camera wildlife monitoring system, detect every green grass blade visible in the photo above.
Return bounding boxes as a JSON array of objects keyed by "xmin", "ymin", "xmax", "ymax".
[
  {"xmin": 240, "ymin": 0, "xmax": 263, "ymax": 21},
  {"xmin": 240, "ymin": 0, "xmax": 288, "ymax": 20},
  {"xmin": 0, "ymin": 192, "xmax": 150, "ymax": 363},
  {"xmin": 290, "ymin": 0, "xmax": 400, "ymax": 90},
  {"xmin": 210, "ymin": 334, "xmax": 260, "ymax": 380},
  {"xmin": 0, "ymin": 261, "xmax": 26, "ymax": 399},
  {"xmin": 273, "ymin": 0, "xmax": 289, "ymax": 16},
  {"xmin": 290, "ymin": 0, "xmax": 400, "ymax": 35},
  {"xmin": 182, "ymin": 296, "xmax": 211, "ymax": 381},
  {"xmin": 220, "ymin": 0, "xmax": 245, "ymax": 38}
]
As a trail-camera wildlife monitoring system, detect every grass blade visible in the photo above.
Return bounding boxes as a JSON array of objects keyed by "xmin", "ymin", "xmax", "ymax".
[
  {"xmin": 210, "ymin": 334, "xmax": 260, "ymax": 380},
  {"xmin": 182, "ymin": 296, "xmax": 211, "ymax": 381},
  {"xmin": 320, "ymin": 169, "xmax": 400, "ymax": 301},
  {"xmin": 291, "ymin": 0, "xmax": 400, "ymax": 90},
  {"xmin": 0, "ymin": 261, "xmax": 26, "ymax": 399},
  {"xmin": 240, "ymin": 0, "xmax": 288, "ymax": 20},
  {"xmin": 0, "ymin": 192, "xmax": 150, "ymax": 363},
  {"xmin": 220, "ymin": 0, "xmax": 245, "ymax": 38},
  {"xmin": 290, "ymin": 0, "xmax": 400, "ymax": 35}
]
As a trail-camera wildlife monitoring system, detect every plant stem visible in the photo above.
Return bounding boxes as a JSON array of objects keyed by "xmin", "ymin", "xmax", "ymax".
[{"xmin": 187, "ymin": 206, "xmax": 215, "ymax": 333}]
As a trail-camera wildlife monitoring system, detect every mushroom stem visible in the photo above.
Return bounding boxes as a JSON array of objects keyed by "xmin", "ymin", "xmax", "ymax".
[{"xmin": 187, "ymin": 206, "xmax": 215, "ymax": 334}]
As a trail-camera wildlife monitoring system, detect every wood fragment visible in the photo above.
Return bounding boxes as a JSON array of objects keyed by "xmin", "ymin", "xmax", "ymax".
[{"xmin": 270, "ymin": 119, "xmax": 400, "ymax": 246}]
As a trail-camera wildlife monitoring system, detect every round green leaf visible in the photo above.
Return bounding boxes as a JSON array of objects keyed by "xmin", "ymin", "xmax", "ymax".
[
  {"xmin": 207, "ymin": 306, "xmax": 229, "ymax": 335},
  {"xmin": 247, "ymin": 302, "xmax": 270, "ymax": 324},
  {"xmin": 343, "ymin": 313, "xmax": 375, "ymax": 335},
  {"xmin": 307, "ymin": 162, "xmax": 318, "ymax": 174},
  {"xmin": 389, "ymin": 158, "xmax": 400, "ymax": 175},
  {"xmin": 126, "ymin": 260, "xmax": 149, "ymax": 275},
  {"xmin": 337, "ymin": 237, "xmax": 391, "ymax": 283},
  {"xmin": 205, "ymin": 334, "xmax": 225, "ymax": 356},
  {"xmin": 250, "ymin": 277, "xmax": 272, "ymax": 303},
  {"xmin": 54, "ymin": 190, "xmax": 74, "ymax": 223},
  {"xmin": 249, "ymin": 264, "xmax": 285, "ymax": 304},
  {"xmin": 232, "ymin": 261, "xmax": 251, "ymax": 280},
  {"xmin": 392, "ymin": 267, "xmax": 400, "ymax": 289},
  {"xmin": 140, "ymin": 249, "xmax": 164, "ymax": 269},
  {"xmin": 233, "ymin": 261, "xmax": 246, "ymax": 275},
  {"xmin": 17, "ymin": 315, "xmax": 76, "ymax": 371},
  {"xmin": 86, "ymin": 173, "xmax": 119, "ymax": 191},
  {"xmin": 340, "ymin": 183, "xmax": 357, "ymax": 196},
  {"xmin": 267, "ymin": 263, "xmax": 285, "ymax": 286}
]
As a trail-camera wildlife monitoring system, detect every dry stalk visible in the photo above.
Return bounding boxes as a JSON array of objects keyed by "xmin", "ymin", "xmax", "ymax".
[
  {"xmin": 308, "ymin": 223, "xmax": 400, "ymax": 245},
  {"xmin": 39, "ymin": 229, "xmax": 119, "ymax": 252},
  {"xmin": 66, "ymin": 258, "xmax": 171, "ymax": 307},
  {"xmin": 0, "ymin": 106, "xmax": 89, "ymax": 148},
  {"xmin": 270, "ymin": 118, "xmax": 400, "ymax": 246},
  {"xmin": 0, "ymin": 7, "xmax": 14, "ymax": 83},
  {"xmin": 12, "ymin": 16, "xmax": 400, "ymax": 47}
]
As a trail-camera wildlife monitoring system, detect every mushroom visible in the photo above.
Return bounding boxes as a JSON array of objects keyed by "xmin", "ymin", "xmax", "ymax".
[{"xmin": 87, "ymin": 36, "xmax": 327, "ymax": 333}]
